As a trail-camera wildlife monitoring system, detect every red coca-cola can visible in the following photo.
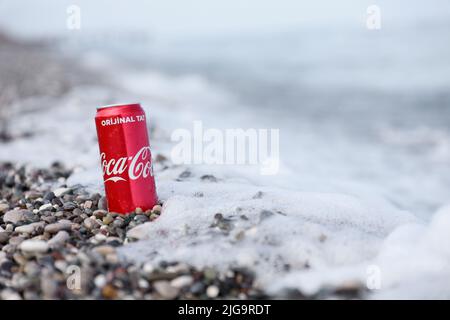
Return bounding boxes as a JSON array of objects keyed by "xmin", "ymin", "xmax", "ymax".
[{"xmin": 95, "ymin": 102, "xmax": 158, "ymax": 214}]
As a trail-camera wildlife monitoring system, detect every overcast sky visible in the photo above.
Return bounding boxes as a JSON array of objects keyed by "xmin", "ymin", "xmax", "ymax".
[{"xmin": 0, "ymin": 0, "xmax": 449, "ymax": 39}]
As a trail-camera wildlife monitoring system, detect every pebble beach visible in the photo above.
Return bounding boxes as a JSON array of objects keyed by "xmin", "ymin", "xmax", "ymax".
[
  {"xmin": 1, "ymin": 18, "xmax": 450, "ymax": 300},
  {"xmin": 0, "ymin": 162, "xmax": 264, "ymax": 300}
]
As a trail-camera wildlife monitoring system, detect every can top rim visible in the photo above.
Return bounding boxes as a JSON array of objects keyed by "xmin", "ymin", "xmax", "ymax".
[{"xmin": 97, "ymin": 102, "xmax": 140, "ymax": 110}]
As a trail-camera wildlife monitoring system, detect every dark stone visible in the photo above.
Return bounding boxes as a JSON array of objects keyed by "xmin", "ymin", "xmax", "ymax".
[
  {"xmin": 190, "ymin": 282, "xmax": 205, "ymax": 295},
  {"xmin": 43, "ymin": 191, "xmax": 55, "ymax": 201},
  {"xmin": 63, "ymin": 201, "xmax": 77, "ymax": 210}
]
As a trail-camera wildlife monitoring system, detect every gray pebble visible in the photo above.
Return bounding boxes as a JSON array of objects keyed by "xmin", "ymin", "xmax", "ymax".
[
  {"xmin": 43, "ymin": 192, "xmax": 55, "ymax": 201},
  {"xmin": 15, "ymin": 222, "xmax": 45, "ymax": 234},
  {"xmin": 53, "ymin": 187, "xmax": 71, "ymax": 197},
  {"xmin": 0, "ymin": 232, "xmax": 10, "ymax": 244},
  {"xmin": 48, "ymin": 231, "xmax": 70, "ymax": 248},
  {"xmin": 98, "ymin": 197, "xmax": 107, "ymax": 210},
  {"xmin": 83, "ymin": 218, "xmax": 98, "ymax": 230},
  {"xmin": 44, "ymin": 220, "xmax": 72, "ymax": 234},
  {"xmin": 3, "ymin": 209, "xmax": 33, "ymax": 224},
  {"xmin": 63, "ymin": 201, "xmax": 77, "ymax": 210}
]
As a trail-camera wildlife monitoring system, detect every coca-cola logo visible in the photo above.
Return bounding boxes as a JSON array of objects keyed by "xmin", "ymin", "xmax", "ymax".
[{"xmin": 101, "ymin": 146, "xmax": 154, "ymax": 183}]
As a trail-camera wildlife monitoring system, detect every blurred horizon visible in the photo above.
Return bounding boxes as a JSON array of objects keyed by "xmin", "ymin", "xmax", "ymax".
[{"xmin": 1, "ymin": 0, "xmax": 450, "ymax": 39}]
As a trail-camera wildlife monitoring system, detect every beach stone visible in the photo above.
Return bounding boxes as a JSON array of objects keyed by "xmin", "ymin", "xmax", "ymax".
[
  {"xmin": 38, "ymin": 203, "xmax": 53, "ymax": 212},
  {"xmin": 138, "ymin": 278, "xmax": 149, "ymax": 289},
  {"xmin": 190, "ymin": 282, "xmax": 205, "ymax": 295},
  {"xmin": 126, "ymin": 224, "xmax": 149, "ymax": 240},
  {"xmin": 83, "ymin": 217, "xmax": 98, "ymax": 230},
  {"xmin": 135, "ymin": 214, "xmax": 149, "ymax": 224},
  {"xmin": 48, "ymin": 231, "xmax": 70, "ymax": 248},
  {"xmin": 41, "ymin": 269, "xmax": 59, "ymax": 299},
  {"xmin": 153, "ymin": 281, "xmax": 179, "ymax": 299},
  {"xmin": 94, "ymin": 233, "xmax": 107, "ymax": 242},
  {"xmin": 206, "ymin": 285, "xmax": 220, "ymax": 298},
  {"xmin": 15, "ymin": 222, "xmax": 45, "ymax": 234},
  {"xmin": 94, "ymin": 274, "xmax": 107, "ymax": 288},
  {"xmin": 142, "ymin": 262, "xmax": 154, "ymax": 275},
  {"xmin": 101, "ymin": 284, "xmax": 118, "ymax": 299},
  {"xmin": 152, "ymin": 205, "xmax": 162, "ymax": 214},
  {"xmin": 20, "ymin": 239, "xmax": 49, "ymax": 254},
  {"xmin": 93, "ymin": 245, "xmax": 115, "ymax": 256},
  {"xmin": 52, "ymin": 197, "xmax": 63, "ymax": 207},
  {"xmin": 3, "ymin": 209, "xmax": 33, "ymax": 224},
  {"xmin": 98, "ymin": 197, "xmax": 107, "ymax": 210},
  {"xmin": 170, "ymin": 275, "xmax": 193, "ymax": 288},
  {"xmin": 93, "ymin": 209, "xmax": 107, "ymax": 219},
  {"xmin": 53, "ymin": 260, "xmax": 67, "ymax": 273},
  {"xmin": 44, "ymin": 220, "xmax": 72, "ymax": 234},
  {"xmin": 0, "ymin": 289, "xmax": 22, "ymax": 300},
  {"xmin": 113, "ymin": 217, "xmax": 125, "ymax": 228},
  {"xmin": 9, "ymin": 236, "xmax": 26, "ymax": 246},
  {"xmin": 43, "ymin": 191, "xmax": 55, "ymax": 201},
  {"xmin": 13, "ymin": 252, "xmax": 27, "ymax": 265},
  {"xmin": 0, "ymin": 232, "xmax": 9, "ymax": 244},
  {"xmin": 0, "ymin": 203, "xmax": 9, "ymax": 213},
  {"xmin": 53, "ymin": 187, "xmax": 71, "ymax": 197},
  {"xmin": 102, "ymin": 215, "xmax": 114, "ymax": 225},
  {"xmin": 84, "ymin": 200, "xmax": 93, "ymax": 209},
  {"xmin": 23, "ymin": 261, "xmax": 40, "ymax": 276},
  {"xmin": 2, "ymin": 244, "xmax": 16, "ymax": 254},
  {"xmin": 63, "ymin": 201, "xmax": 77, "ymax": 210}
]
